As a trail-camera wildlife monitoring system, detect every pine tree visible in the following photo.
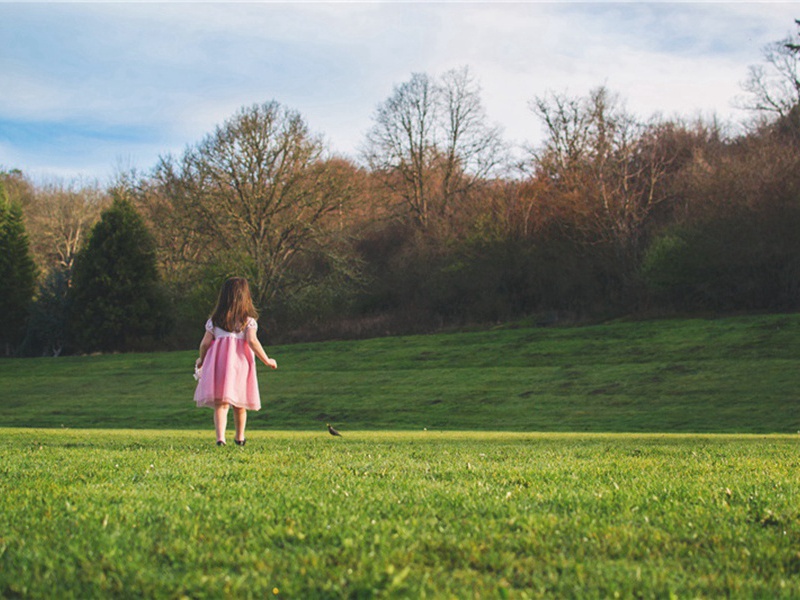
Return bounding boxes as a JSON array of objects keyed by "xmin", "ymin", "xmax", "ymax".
[
  {"xmin": 69, "ymin": 195, "xmax": 168, "ymax": 352},
  {"xmin": 0, "ymin": 182, "xmax": 37, "ymax": 355}
]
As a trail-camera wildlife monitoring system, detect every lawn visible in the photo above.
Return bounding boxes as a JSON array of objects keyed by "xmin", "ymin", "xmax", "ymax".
[{"xmin": 1, "ymin": 429, "xmax": 798, "ymax": 598}]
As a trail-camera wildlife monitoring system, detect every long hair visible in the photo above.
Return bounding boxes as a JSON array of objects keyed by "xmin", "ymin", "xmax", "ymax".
[{"xmin": 210, "ymin": 277, "xmax": 258, "ymax": 332}]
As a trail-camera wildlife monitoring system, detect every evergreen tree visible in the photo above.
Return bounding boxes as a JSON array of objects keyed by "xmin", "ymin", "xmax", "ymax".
[
  {"xmin": 0, "ymin": 181, "xmax": 37, "ymax": 355},
  {"xmin": 69, "ymin": 195, "xmax": 167, "ymax": 352},
  {"xmin": 20, "ymin": 270, "xmax": 70, "ymax": 357}
]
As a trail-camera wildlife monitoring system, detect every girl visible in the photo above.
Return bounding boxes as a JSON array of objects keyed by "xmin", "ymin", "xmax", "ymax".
[{"xmin": 194, "ymin": 277, "xmax": 277, "ymax": 446}]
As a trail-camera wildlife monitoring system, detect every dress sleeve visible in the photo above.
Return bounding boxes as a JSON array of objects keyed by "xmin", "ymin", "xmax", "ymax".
[
  {"xmin": 205, "ymin": 319, "xmax": 214, "ymax": 334},
  {"xmin": 246, "ymin": 317, "xmax": 258, "ymax": 331}
]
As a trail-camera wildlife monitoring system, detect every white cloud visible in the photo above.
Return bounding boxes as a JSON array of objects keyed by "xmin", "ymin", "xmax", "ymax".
[{"xmin": 1, "ymin": 1, "xmax": 797, "ymax": 179}]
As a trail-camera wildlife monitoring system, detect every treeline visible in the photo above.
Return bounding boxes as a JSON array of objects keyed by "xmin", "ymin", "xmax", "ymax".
[{"xmin": 2, "ymin": 25, "xmax": 800, "ymax": 355}]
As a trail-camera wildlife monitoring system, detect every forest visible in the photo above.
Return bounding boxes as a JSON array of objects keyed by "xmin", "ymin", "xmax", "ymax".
[{"xmin": 2, "ymin": 23, "xmax": 800, "ymax": 356}]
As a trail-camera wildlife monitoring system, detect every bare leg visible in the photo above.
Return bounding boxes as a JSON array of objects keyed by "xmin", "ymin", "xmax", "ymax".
[
  {"xmin": 233, "ymin": 407, "xmax": 247, "ymax": 443},
  {"xmin": 214, "ymin": 403, "xmax": 230, "ymax": 443}
]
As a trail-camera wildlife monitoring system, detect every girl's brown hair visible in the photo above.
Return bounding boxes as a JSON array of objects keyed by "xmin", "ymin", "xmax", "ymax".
[{"xmin": 210, "ymin": 277, "xmax": 258, "ymax": 332}]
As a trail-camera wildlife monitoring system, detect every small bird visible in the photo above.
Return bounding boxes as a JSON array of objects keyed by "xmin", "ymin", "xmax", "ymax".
[{"xmin": 326, "ymin": 423, "xmax": 342, "ymax": 437}]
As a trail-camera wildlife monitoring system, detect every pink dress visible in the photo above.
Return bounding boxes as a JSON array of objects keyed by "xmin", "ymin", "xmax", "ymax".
[{"xmin": 194, "ymin": 317, "xmax": 261, "ymax": 410}]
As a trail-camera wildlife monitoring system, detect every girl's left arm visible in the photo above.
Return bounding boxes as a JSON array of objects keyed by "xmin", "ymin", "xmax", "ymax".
[{"xmin": 246, "ymin": 328, "xmax": 278, "ymax": 369}]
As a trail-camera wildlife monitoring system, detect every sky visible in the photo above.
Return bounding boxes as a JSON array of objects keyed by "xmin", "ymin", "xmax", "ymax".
[{"xmin": 1, "ymin": 1, "xmax": 797, "ymax": 183}]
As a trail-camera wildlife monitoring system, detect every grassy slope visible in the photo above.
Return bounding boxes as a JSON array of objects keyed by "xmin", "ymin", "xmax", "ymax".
[{"xmin": 1, "ymin": 313, "xmax": 799, "ymax": 432}]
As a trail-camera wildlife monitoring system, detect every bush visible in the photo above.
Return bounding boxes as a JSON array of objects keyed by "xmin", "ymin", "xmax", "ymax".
[{"xmin": 642, "ymin": 209, "xmax": 800, "ymax": 311}]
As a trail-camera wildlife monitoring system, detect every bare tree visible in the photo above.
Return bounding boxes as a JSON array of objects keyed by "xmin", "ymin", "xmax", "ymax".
[
  {"xmin": 364, "ymin": 67, "xmax": 505, "ymax": 229},
  {"xmin": 438, "ymin": 67, "xmax": 506, "ymax": 215},
  {"xmin": 530, "ymin": 87, "xmax": 676, "ymax": 258},
  {"xmin": 154, "ymin": 101, "xmax": 354, "ymax": 308},
  {"xmin": 364, "ymin": 72, "xmax": 438, "ymax": 227},
  {"xmin": 739, "ymin": 21, "xmax": 800, "ymax": 118},
  {"xmin": 22, "ymin": 179, "xmax": 108, "ymax": 283},
  {"xmin": 528, "ymin": 90, "xmax": 594, "ymax": 177}
]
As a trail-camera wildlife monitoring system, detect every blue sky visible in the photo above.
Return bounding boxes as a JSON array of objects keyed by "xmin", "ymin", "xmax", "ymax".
[{"xmin": 1, "ymin": 2, "xmax": 797, "ymax": 182}]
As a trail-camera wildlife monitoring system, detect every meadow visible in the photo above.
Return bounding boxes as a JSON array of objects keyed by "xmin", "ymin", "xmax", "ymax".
[
  {"xmin": 1, "ymin": 313, "xmax": 799, "ymax": 433},
  {"xmin": 1, "ymin": 429, "xmax": 798, "ymax": 598},
  {"xmin": 1, "ymin": 314, "xmax": 799, "ymax": 597}
]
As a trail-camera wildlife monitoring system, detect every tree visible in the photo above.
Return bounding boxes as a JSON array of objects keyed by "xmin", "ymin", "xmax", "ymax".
[
  {"xmin": 21, "ymin": 270, "xmax": 70, "ymax": 357},
  {"xmin": 23, "ymin": 179, "xmax": 108, "ymax": 283},
  {"xmin": 0, "ymin": 181, "xmax": 37, "ymax": 354},
  {"xmin": 438, "ymin": 67, "xmax": 507, "ymax": 220},
  {"xmin": 69, "ymin": 195, "xmax": 167, "ymax": 352},
  {"xmin": 364, "ymin": 66, "xmax": 505, "ymax": 230},
  {"xmin": 642, "ymin": 122, "xmax": 800, "ymax": 312},
  {"xmin": 365, "ymin": 72, "xmax": 437, "ymax": 228},
  {"xmin": 0, "ymin": 169, "xmax": 34, "ymax": 209},
  {"xmin": 4, "ymin": 176, "xmax": 108, "ymax": 356},
  {"xmin": 739, "ymin": 20, "xmax": 800, "ymax": 118},
  {"xmin": 153, "ymin": 101, "xmax": 354, "ymax": 310},
  {"xmin": 528, "ymin": 90, "xmax": 595, "ymax": 178},
  {"xmin": 529, "ymin": 87, "xmax": 675, "ymax": 260}
]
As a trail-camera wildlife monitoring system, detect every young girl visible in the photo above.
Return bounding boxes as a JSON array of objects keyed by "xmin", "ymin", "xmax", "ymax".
[{"xmin": 194, "ymin": 277, "xmax": 277, "ymax": 446}]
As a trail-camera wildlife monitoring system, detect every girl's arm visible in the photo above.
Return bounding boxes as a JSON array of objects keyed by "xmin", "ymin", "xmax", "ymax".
[
  {"xmin": 246, "ymin": 328, "xmax": 278, "ymax": 369},
  {"xmin": 196, "ymin": 332, "xmax": 214, "ymax": 367}
]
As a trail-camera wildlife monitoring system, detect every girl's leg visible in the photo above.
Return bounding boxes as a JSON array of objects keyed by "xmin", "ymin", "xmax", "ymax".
[
  {"xmin": 214, "ymin": 402, "xmax": 230, "ymax": 443},
  {"xmin": 233, "ymin": 406, "xmax": 247, "ymax": 442}
]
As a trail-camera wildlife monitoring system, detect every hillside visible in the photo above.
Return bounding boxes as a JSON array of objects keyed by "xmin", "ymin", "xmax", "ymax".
[{"xmin": 1, "ymin": 314, "xmax": 799, "ymax": 433}]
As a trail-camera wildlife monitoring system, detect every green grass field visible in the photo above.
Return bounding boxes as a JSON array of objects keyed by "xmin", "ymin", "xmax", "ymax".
[
  {"xmin": 1, "ymin": 315, "xmax": 799, "ymax": 597},
  {"xmin": 1, "ymin": 429, "xmax": 798, "ymax": 598},
  {"xmin": 1, "ymin": 313, "xmax": 799, "ymax": 433}
]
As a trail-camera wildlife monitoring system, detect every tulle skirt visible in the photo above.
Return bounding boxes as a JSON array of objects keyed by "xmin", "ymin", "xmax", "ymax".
[{"xmin": 194, "ymin": 337, "xmax": 261, "ymax": 410}]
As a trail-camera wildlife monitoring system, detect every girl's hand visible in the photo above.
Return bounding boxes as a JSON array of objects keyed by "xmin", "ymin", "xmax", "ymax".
[
  {"xmin": 195, "ymin": 357, "xmax": 203, "ymax": 368},
  {"xmin": 266, "ymin": 358, "xmax": 278, "ymax": 370}
]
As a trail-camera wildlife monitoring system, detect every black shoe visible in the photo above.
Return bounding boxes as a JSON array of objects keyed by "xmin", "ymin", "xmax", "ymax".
[
  {"xmin": 217, "ymin": 440, "xmax": 226, "ymax": 446},
  {"xmin": 235, "ymin": 439, "xmax": 246, "ymax": 446}
]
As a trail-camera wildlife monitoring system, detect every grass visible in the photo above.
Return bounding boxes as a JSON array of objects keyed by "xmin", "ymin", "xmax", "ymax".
[
  {"xmin": 1, "ymin": 429, "xmax": 798, "ymax": 598},
  {"xmin": 2, "ymin": 314, "xmax": 800, "ymax": 597},
  {"xmin": 1, "ymin": 313, "xmax": 799, "ymax": 432}
]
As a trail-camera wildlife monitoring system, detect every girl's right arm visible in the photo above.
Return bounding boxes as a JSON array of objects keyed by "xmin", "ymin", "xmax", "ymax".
[
  {"xmin": 196, "ymin": 332, "xmax": 214, "ymax": 367},
  {"xmin": 246, "ymin": 328, "xmax": 278, "ymax": 369}
]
